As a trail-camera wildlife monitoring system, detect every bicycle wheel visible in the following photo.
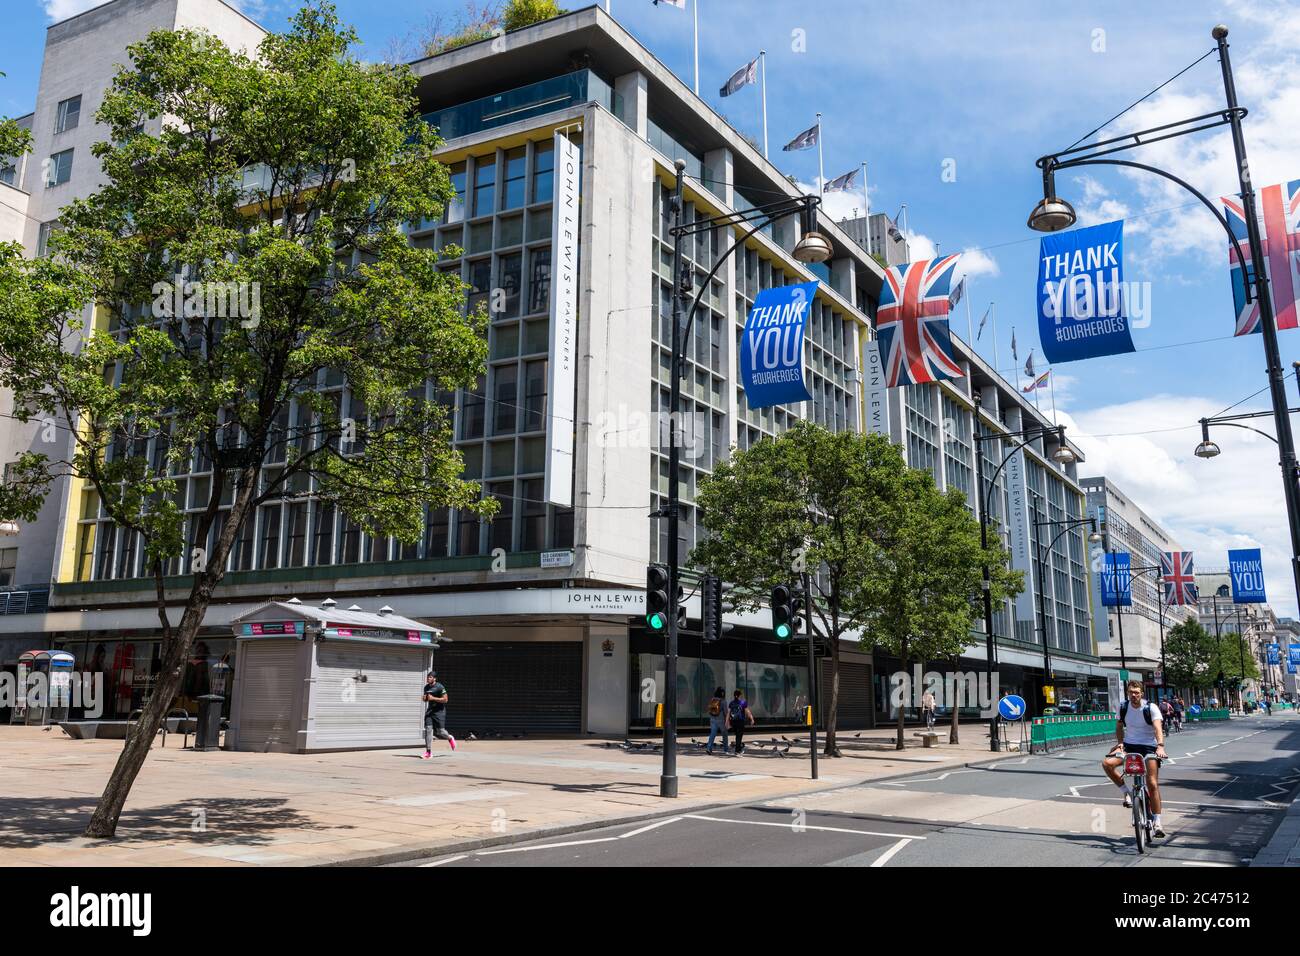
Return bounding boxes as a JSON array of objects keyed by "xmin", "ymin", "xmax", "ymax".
[{"xmin": 1132, "ymin": 787, "xmax": 1146, "ymax": 854}]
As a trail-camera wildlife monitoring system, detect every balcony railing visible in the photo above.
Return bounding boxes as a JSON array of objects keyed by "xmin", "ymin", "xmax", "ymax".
[{"xmin": 422, "ymin": 70, "xmax": 612, "ymax": 142}]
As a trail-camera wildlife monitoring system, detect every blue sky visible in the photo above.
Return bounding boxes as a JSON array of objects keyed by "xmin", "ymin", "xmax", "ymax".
[{"xmin": 5, "ymin": 0, "xmax": 1299, "ymax": 615}]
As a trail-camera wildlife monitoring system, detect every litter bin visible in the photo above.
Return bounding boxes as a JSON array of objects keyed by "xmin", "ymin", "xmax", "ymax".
[{"xmin": 195, "ymin": 694, "xmax": 224, "ymax": 751}]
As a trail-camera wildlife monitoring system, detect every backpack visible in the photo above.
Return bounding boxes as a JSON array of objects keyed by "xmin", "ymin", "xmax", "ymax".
[
  {"xmin": 708, "ymin": 698, "xmax": 721, "ymax": 717},
  {"xmin": 1120, "ymin": 700, "xmax": 1154, "ymax": 725},
  {"xmin": 728, "ymin": 698, "xmax": 745, "ymax": 722}
]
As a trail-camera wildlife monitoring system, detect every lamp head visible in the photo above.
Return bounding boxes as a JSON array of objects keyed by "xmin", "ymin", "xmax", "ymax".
[
  {"xmin": 1194, "ymin": 439, "xmax": 1221, "ymax": 459},
  {"xmin": 794, "ymin": 230, "xmax": 833, "ymax": 263},
  {"xmin": 1028, "ymin": 196, "xmax": 1077, "ymax": 233}
]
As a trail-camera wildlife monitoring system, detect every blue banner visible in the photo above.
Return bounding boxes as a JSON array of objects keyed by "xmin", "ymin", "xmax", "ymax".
[
  {"xmin": 1100, "ymin": 552, "xmax": 1132, "ymax": 607},
  {"xmin": 740, "ymin": 281, "xmax": 816, "ymax": 408},
  {"xmin": 1290, "ymin": 644, "xmax": 1300, "ymax": 666},
  {"xmin": 1290, "ymin": 659, "xmax": 1298, "ymax": 676},
  {"xmin": 1037, "ymin": 219, "xmax": 1136, "ymax": 364},
  {"xmin": 1267, "ymin": 643, "xmax": 1281, "ymax": 666},
  {"xmin": 1228, "ymin": 548, "xmax": 1267, "ymax": 603}
]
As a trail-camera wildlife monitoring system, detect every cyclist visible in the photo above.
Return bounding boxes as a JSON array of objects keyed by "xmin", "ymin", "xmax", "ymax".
[
  {"xmin": 1171, "ymin": 696, "xmax": 1184, "ymax": 731},
  {"xmin": 1102, "ymin": 679, "xmax": 1169, "ymax": 839}
]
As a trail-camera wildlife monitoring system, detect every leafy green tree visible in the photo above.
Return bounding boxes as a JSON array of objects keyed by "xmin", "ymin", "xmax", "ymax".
[
  {"xmin": 691, "ymin": 423, "xmax": 1019, "ymax": 754},
  {"xmin": 501, "ymin": 0, "xmax": 567, "ymax": 31},
  {"xmin": 0, "ymin": 4, "xmax": 492, "ymax": 837},
  {"xmin": 1163, "ymin": 619, "xmax": 1214, "ymax": 696},
  {"xmin": 861, "ymin": 473, "xmax": 1022, "ymax": 749},
  {"xmin": 1211, "ymin": 630, "xmax": 1260, "ymax": 708}
]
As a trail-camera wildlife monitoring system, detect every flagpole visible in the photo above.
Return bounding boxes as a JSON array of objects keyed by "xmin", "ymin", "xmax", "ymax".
[
  {"xmin": 760, "ymin": 50, "xmax": 769, "ymax": 159},
  {"xmin": 1050, "ymin": 370, "xmax": 1059, "ymax": 426},
  {"xmin": 965, "ymin": 279, "xmax": 974, "ymax": 348},
  {"xmin": 992, "ymin": 302, "xmax": 998, "ymax": 373},
  {"xmin": 692, "ymin": 0, "xmax": 699, "ymax": 95},
  {"xmin": 816, "ymin": 113, "xmax": 824, "ymax": 196},
  {"xmin": 861, "ymin": 161, "xmax": 869, "ymax": 219}
]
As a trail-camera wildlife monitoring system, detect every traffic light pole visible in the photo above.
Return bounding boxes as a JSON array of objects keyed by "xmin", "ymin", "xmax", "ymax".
[
  {"xmin": 661, "ymin": 166, "xmax": 686, "ymax": 800},
  {"xmin": 802, "ymin": 571, "xmax": 818, "ymax": 781}
]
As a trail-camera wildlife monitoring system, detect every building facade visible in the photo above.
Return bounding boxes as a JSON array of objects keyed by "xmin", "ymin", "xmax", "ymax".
[
  {"xmin": 1, "ymin": 1, "xmax": 1100, "ymax": 735},
  {"xmin": 1081, "ymin": 476, "xmax": 1196, "ymax": 694}
]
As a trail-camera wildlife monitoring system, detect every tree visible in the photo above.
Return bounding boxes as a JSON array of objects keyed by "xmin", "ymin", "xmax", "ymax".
[
  {"xmin": 501, "ymin": 0, "xmax": 567, "ymax": 32},
  {"xmin": 1163, "ymin": 620, "xmax": 1214, "ymax": 698},
  {"xmin": 0, "ymin": 4, "xmax": 492, "ymax": 837},
  {"xmin": 691, "ymin": 424, "xmax": 1019, "ymax": 755},
  {"xmin": 1211, "ymin": 631, "xmax": 1260, "ymax": 708},
  {"xmin": 859, "ymin": 474, "xmax": 1022, "ymax": 749}
]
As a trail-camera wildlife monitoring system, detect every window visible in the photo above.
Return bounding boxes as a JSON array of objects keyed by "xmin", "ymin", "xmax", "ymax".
[
  {"xmin": 472, "ymin": 155, "xmax": 496, "ymax": 216},
  {"xmin": 498, "ymin": 252, "xmax": 522, "ymax": 318},
  {"xmin": 523, "ymin": 359, "xmax": 547, "ymax": 432},
  {"xmin": 0, "ymin": 163, "xmax": 15, "ymax": 186},
  {"xmin": 447, "ymin": 162, "xmax": 466, "ymax": 223},
  {"xmin": 532, "ymin": 141, "xmax": 554, "ymax": 204},
  {"xmin": 493, "ymin": 364, "xmax": 518, "ymax": 435},
  {"xmin": 528, "ymin": 247, "xmax": 551, "ymax": 314},
  {"xmin": 502, "ymin": 147, "xmax": 526, "ymax": 210},
  {"xmin": 46, "ymin": 149, "xmax": 73, "ymax": 187},
  {"xmin": 258, "ymin": 505, "xmax": 282, "ymax": 569},
  {"xmin": 55, "ymin": 95, "xmax": 81, "ymax": 134},
  {"xmin": 0, "ymin": 548, "xmax": 15, "ymax": 587},
  {"xmin": 37, "ymin": 220, "xmax": 60, "ymax": 256}
]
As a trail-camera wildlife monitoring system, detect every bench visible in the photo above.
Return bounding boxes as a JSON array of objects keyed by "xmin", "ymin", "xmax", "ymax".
[{"xmin": 913, "ymin": 731, "xmax": 941, "ymax": 748}]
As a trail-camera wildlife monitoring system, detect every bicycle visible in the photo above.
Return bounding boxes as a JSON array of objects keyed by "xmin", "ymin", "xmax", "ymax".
[{"xmin": 1119, "ymin": 749, "xmax": 1164, "ymax": 854}]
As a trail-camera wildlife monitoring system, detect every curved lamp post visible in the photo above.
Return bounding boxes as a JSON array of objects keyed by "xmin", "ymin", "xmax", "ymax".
[
  {"xmin": 974, "ymin": 424, "xmax": 1075, "ymax": 747},
  {"xmin": 657, "ymin": 161, "xmax": 831, "ymax": 798},
  {"xmin": 1030, "ymin": 25, "xmax": 1300, "ymax": 617}
]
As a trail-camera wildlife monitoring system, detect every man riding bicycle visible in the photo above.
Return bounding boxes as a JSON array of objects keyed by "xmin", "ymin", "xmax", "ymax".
[{"xmin": 1102, "ymin": 679, "xmax": 1168, "ymax": 839}]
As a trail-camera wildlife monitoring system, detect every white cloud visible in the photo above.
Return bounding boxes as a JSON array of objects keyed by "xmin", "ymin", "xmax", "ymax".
[
  {"xmin": 957, "ymin": 246, "xmax": 1000, "ymax": 280},
  {"xmin": 1055, "ymin": 393, "xmax": 1296, "ymax": 617},
  {"xmin": 42, "ymin": 0, "xmax": 111, "ymax": 21},
  {"xmin": 797, "ymin": 178, "xmax": 873, "ymax": 224}
]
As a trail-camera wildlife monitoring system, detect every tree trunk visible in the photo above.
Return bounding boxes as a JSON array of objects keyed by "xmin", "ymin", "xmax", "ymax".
[
  {"xmin": 83, "ymin": 587, "xmax": 216, "ymax": 837},
  {"xmin": 895, "ymin": 647, "xmax": 909, "ymax": 750},
  {"xmin": 824, "ymin": 635, "xmax": 841, "ymax": 756},
  {"xmin": 949, "ymin": 661, "xmax": 960, "ymax": 745}
]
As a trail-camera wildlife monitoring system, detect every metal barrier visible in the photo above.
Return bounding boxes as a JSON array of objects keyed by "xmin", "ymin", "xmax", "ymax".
[
  {"xmin": 1029, "ymin": 713, "xmax": 1117, "ymax": 753},
  {"xmin": 1188, "ymin": 708, "xmax": 1230, "ymax": 722}
]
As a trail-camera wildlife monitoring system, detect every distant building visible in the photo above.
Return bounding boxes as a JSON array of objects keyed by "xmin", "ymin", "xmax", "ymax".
[{"xmin": 838, "ymin": 212, "xmax": 909, "ymax": 267}]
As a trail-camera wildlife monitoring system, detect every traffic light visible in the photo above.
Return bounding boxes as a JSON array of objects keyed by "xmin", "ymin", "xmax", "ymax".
[
  {"xmin": 772, "ymin": 584, "xmax": 794, "ymax": 640},
  {"xmin": 646, "ymin": 564, "xmax": 669, "ymax": 633},
  {"xmin": 702, "ymin": 576, "xmax": 736, "ymax": 642},
  {"xmin": 675, "ymin": 581, "xmax": 687, "ymax": 631},
  {"xmin": 791, "ymin": 589, "xmax": 805, "ymax": 635}
]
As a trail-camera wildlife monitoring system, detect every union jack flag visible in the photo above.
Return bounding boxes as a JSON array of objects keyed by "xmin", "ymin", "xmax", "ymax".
[
  {"xmin": 876, "ymin": 256, "xmax": 965, "ymax": 387},
  {"xmin": 1161, "ymin": 550, "xmax": 1198, "ymax": 605},
  {"xmin": 1222, "ymin": 179, "xmax": 1300, "ymax": 336}
]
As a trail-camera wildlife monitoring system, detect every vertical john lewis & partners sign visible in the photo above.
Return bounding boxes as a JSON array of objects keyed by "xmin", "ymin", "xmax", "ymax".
[
  {"xmin": 545, "ymin": 133, "xmax": 581, "ymax": 508},
  {"xmin": 862, "ymin": 339, "xmax": 890, "ymax": 436}
]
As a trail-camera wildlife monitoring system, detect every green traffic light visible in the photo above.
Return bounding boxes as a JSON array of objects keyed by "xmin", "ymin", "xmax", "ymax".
[
  {"xmin": 775, "ymin": 623, "xmax": 790, "ymax": 639},
  {"xmin": 647, "ymin": 612, "xmax": 666, "ymax": 631}
]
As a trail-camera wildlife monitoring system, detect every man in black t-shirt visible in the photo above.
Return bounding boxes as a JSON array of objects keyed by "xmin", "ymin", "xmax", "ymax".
[{"xmin": 421, "ymin": 670, "xmax": 455, "ymax": 758}]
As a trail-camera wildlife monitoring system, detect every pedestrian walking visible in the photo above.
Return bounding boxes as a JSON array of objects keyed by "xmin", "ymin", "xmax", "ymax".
[
  {"xmin": 727, "ymin": 689, "xmax": 754, "ymax": 755},
  {"xmin": 706, "ymin": 685, "xmax": 728, "ymax": 755},
  {"xmin": 921, "ymin": 688, "xmax": 937, "ymax": 730},
  {"xmin": 421, "ymin": 670, "xmax": 455, "ymax": 758}
]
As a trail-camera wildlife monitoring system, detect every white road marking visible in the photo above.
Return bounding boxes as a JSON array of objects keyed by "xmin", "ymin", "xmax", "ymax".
[
  {"xmin": 1182, "ymin": 861, "xmax": 1232, "ymax": 867},
  {"xmin": 682, "ymin": 814, "xmax": 924, "ymax": 840},
  {"xmin": 1212, "ymin": 776, "xmax": 1239, "ymax": 797},
  {"xmin": 476, "ymin": 816, "xmax": 684, "ymax": 855},
  {"xmin": 871, "ymin": 838, "xmax": 912, "ymax": 867},
  {"xmin": 418, "ymin": 854, "xmax": 468, "ymax": 867}
]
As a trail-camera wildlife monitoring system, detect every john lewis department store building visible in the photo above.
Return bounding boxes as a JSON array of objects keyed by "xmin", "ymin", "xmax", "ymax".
[{"xmin": 2, "ymin": 2, "xmax": 1103, "ymax": 736}]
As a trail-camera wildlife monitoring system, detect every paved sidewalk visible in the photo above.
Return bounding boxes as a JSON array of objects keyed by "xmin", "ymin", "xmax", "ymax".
[{"xmin": 0, "ymin": 724, "xmax": 1007, "ymax": 866}]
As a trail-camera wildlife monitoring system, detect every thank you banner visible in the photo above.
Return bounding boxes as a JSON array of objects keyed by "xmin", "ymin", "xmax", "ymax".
[
  {"xmin": 1037, "ymin": 219, "xmax": 1136, "ymax": 364},
  {"xmin": 1228, "ymin": 548, "xmax": 1266, "ymax": 603},
  {"xmin": 1290, "ymin": 644, "xmax": 1300, "ymax": 666},
  {"xmin": 1100, "ymin": 552, "xmax": 1133, "ymax": 607},
  {"xmin": 1267, "ymin": 643, "xmax": 1281, "ymax": 666},
  {"xmin": 740, "ymin": 281, "xmax": 816, "ymax": 408}
]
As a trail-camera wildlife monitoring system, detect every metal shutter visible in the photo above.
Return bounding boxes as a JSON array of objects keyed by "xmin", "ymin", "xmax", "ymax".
[
  {"xmin": 312, "ymin": 643, "xmax": 426, "ymax": 747},
  {"xmin": 821, "ymin": 660, "xmax": 873, "ymax": 730},
  {"xmin": 237, "ymin": 641, "xmax": 300, "ymax": 751},
  {"xmin": 435, "ymin": 642, "xmax": 582, "ymax": 735}
]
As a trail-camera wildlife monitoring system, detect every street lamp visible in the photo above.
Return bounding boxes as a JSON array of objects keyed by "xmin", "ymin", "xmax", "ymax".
[
  {"xmin": 657, "ymin": 162, "xmax": 828, "ymax": 798},
  {"xmin": 1031, "ymin": 25, "xmax": 1300, "ymax": 615},
  {"xmin": 1032, "ymin": 503, "xmax": 1100, "ymax": 707},
  {"xmin": 0, "ymin": 520, "xmax": 19, "ymax": 536},
  {"xmin": 973, "ymin": 423, "xmax": 1074, "ymax": 748}
]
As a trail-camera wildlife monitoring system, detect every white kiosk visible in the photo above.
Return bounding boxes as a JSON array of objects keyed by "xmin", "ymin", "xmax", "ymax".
[{"xmin": 228, "ymin": 600, "xmax": 443, "ymax": 753}]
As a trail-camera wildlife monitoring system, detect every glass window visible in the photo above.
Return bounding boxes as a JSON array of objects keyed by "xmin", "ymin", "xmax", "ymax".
[
  {"xmin": 461, "ymin": 375, "xmax": 486, "ymax": 440},
  {"xmin": 472, "ymin": 155, "xmax": 496, "ymax": 216},
  {"xmin": 523, "ymin": 359, "xmax": 547, "ymax": 432},
  {"xmin": 0, "ymin": 547, "xmax": 16, "ymax": 587},
  {"xmin": 457, "ymin": 509, "xmax": 481, "ymax": 556},
  {"xmin": 0, "ymin": 164, "xmax": 15, "ymax": 186},
  {"xmin": 532, "ymin": 141, "xmax": 554, "ymax": 204},
  {"xmin": 498, "ymin": 252, "xmax": 522, "ymax": 318},
  {"xmin": 493, "ymin": 363, "xmax": 518, "ymax": 435},
  {"xmin": 426, "ymin": 506, "xmax": 450, "ymax": 558},
  {"xmin": 491, "ymin": 322, "xmax": 519, "ymax": 359},
  {"xmin": 489, "ymin": 481, "xmax": 513, "ymax": 550},
  {"xmin": 340, "ymin": 516, "xmax": 362, "ymax": 564},
  {"xmin": 467, "ymin": 259, "xmax": 491, "ymax": 316},
  {"xmin": 55, "ymin": 95, "xmax": 81, "ymax": 134},
  {"xmin": 447, "ymin": 162, "xmax": 466, "ymax": 223},
  {"xmin": 528, "ymin": 247, "xmax": 551, "ymax": 314},
  {"xmin": 520, "ymin": 478, "xmax": 545, "ymax": 550},
  {"xmin": 312, "ymin": 502, "xmax": 335, "ymax": 566},
  {"xmin": 46, "ymin": 149, "xmax": 73, "ymax": 187},
  {"xmin": 498, "ymin": 214, "xmax": 523, "ymax": 247},
  {"xmin": 523, "ymin": 318, "xmax": 549, "ymax": 354},
  {"xmin": 502, "ymin": 147, "xmax": 526, "ymax": 210},
  {"xmin": 285, "ymin": 502, "xmax": 308, "ymax": 567},
  {"xmin": 258, "ymin": 505, "xmax": 282, "ymax": 569}
]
